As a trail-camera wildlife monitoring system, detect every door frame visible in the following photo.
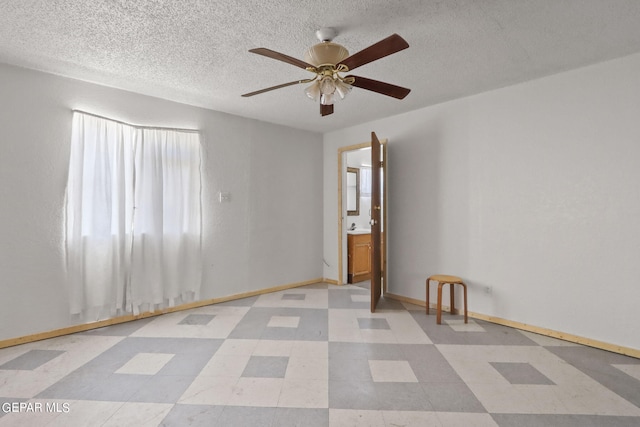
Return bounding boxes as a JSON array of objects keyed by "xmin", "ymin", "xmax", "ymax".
[{"xmin": 337, "ymin": 138, "xmax": 388, "ymax": 290}]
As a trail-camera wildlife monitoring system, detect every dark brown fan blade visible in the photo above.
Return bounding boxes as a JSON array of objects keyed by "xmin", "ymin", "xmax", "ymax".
[
  {"xmin": 347, "ymin": 75, "xmax": 411, "ymax": 99},
  {"xmin": 242, "ymin": 80, "xmax": 310, "ymax": 97},
  {"xmin": 320, "ymin": 103, "xmax": 334, "ymax": 116},
  {"xmin": 338, "ymin": 34, "xmax": 409, "ymax": 71},
  {"xmin": 249, "ymin": 48, "xmax": 315, "ymax": 70}
]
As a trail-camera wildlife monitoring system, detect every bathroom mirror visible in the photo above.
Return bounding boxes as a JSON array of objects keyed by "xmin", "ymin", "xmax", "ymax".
[{"xmin": 347, "ymin": 167, "xmax": 360, "ymax": 216}]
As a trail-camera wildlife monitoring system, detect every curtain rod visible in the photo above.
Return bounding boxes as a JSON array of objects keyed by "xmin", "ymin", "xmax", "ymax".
[{"xmin": 72, "ymin": 110, "xmax": 200, "ymax": 133}]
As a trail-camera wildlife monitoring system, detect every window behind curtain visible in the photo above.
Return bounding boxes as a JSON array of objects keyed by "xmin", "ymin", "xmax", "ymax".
[
  {"xmin": 65, "ymin": 111, "xmax": 202, "ymax": 317},
  {"xmin": 360, "ymin": 167, "xmax": 372, "ymax": 197}
]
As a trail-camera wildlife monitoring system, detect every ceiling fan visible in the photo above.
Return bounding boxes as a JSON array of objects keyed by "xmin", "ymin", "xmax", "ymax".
[{"xmin": 242, "ymin": 28, "xmax": 411, "ymax": 117}]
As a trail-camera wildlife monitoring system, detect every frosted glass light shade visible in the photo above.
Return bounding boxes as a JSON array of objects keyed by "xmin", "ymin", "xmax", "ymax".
[
  {"xmin": 305, "ymin": 75, "xmax": 350, "ymax": 105},
  {"xmin": 320, "ymin": 93, "xmax": 335, "ymax": 105},
  {"xmin": 335, "ymin": 79, "xmax": 352, "ymax": 99},
  {"xmin": 305, "ymin": 81, "xmax": 320, "ymax": 101},
  {"xmin": 319, "ymin": 76, "xmax": 336, "ymax": 95}
]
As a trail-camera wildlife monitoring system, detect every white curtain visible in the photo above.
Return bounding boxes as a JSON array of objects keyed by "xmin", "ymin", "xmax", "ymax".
[
  {"xmin": 65, "ymin": 112, "xmax": 202, "ymax": 316},
  {"xmin": 129, "ymin": 128, "xmax": 202, "ymax": 312}
]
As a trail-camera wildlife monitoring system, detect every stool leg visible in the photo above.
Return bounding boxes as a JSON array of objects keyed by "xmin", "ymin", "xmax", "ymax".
[
  {"xmin": 426, "ymin": 278, "xmax": 430, "ymax": 315},
  {"xmin": 437, "ymin": 282, "xmax": 444, "ymax": 324},
  {"xmin": 450, "ymin": 283, "xmax": 455, "ymax": 315},
  {"xmin": 463, "ymin": 283, "xmax": 468, "ymax": 323}
]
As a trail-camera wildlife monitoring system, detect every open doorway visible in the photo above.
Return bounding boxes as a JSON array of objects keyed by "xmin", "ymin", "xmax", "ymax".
[{"xmin": 337, "ymin": 136, "xmax": 387, "ymax": 311}]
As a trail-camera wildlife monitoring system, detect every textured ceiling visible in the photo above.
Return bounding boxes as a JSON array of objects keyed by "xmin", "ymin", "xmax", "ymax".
[{"xmin": 2, "ymin": 0, "xmax": 640, "ymax": 133}]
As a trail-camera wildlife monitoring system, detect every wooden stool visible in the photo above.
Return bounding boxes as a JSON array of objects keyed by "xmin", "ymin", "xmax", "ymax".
[{"xmin": 426, "ymin": 275, "xmax": 467, "ymax": 324}]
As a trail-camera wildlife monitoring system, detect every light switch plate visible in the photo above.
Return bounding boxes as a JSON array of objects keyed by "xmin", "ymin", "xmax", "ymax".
[{"xmin": 219, "ymin": 191, "xmax": 231, "ymax": 203}]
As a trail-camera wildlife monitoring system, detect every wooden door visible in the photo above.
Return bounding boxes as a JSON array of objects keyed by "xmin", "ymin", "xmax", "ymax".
[{"xmin": 370, "ymin": 132, "xmax": 382, "ymax": 312}]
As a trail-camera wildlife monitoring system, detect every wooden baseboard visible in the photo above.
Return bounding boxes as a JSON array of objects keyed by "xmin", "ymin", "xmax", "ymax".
[
  {"xmin": 6, "ymin": 284, "xmax": 636, "ymax": 359},
  {"xmin": 384, "ymin": 292, "xmax": 640, "ymax": 359},
  {"xmin": 384, "ymin": 292, "xmax": 424, "ymax": 307},
  {"xmin": 0, "ymin": 277, "xmax": 324, "ymax": 350}
]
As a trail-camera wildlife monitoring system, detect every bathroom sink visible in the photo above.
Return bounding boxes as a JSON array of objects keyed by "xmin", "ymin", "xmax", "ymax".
[{"xmin": 347, "ymin": 228, "xmax": 371, "ymax": 234}]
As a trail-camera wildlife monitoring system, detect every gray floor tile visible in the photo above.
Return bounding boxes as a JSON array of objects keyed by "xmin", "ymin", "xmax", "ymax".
[
  {"xmin": 229, "ymin": 307, "xmax": 328, "ymax": 341},
  {"xmin": 328, "ymin": 289, "xmax": 369, "ymax": 309},
  {"xmin": 357, "ymin": 318, "xmax": 391, "ymax": 330},
  {"xmin": 395, "ymin": 344, "xmax": 467, "ymax": 384},
  {"xmin": 128, "ymin": 375, "xmax": 197, "ymax": 403},
  {"xmin": 217, "ymin": 406, "xmax": 276, "ymax": 427},
  {"xmin": 547, "ymin": 346, "xmax": 640, "ymax": 408},
  {"xmin": 261, "ymin": 326, "xmax": 298, "ymax": 340},
  {"xmin": 329, "ymin": 356, "xmax": 373, "ymax": 381},
  {"xmin": 159, "ymin": 350, "xmax": 216, "ymax": 376},
  {"xmin": 329, "ymin": 342, "xmax": 368, "ymax": 359},
  {"xmin": 374, "ymin": 296, "xmax": 406, "ymax": 311},
  {"xmin": 374, "ymin": 382, "xmax": 432, "ymax": 411},
  {"xmin": 37, "ymin": 337, "xmax": 221, "ymax": 402},
  {"xmin": 0, "ymin": 349, "xmax": 65, "ymax": 370},
  {"xmin": 490, "ymin": 361, "xmax": 555, "ymax": 385},
  {"xmin": 295, "ymin": 311, "xmax": 329, "ymax": 341},
  {"xmin": 491, "ymin": 414, "xmax": 640, "ymax": 427},
  {"xmin": 294, "ymin": 327, "xmax": 327, "ymax": 341},
  {"xmin": 178, "ymin": 314, "xmax": 216, "ymax": 325},
  {"xmin": 282, "ymin": 294, "xmax": 305, "ymax": 300},
  {"xmin": 242, "ymin": 356, "xmax": 289, "ymax": 378},
  {"xmin": 159, "ymin": 404, "xmax": 224, "ymax": 426},
  {"xmin": 272, "ymin": 408, "xmax": 329, "ymax": 427},
  {"xmin": 38, "ymin": 372, "xmax": 150, "ymax": 401},
  {"xmin": 364, "ymin": 343, "xmax": 407, "ymax": 360},
  {"xmin": 75, "ymin": 337, "xmax": 221, "ymax": 375},
  {"xmin": 228, "ymin": 318, "xmax": 266, "ymax": 339},
  {"xmin": 329, "ymin": 380, "xmax": 380, "ymax": 410},
  {"xmin": 410, "ymin": 311, "xmax": 539, "ymax": 346},
  {"xmin": 422, "ymin": 382, "xmax": 487, "ymax": 412},
  {"xmin": 329, "ymin": 342, "xmax": 405, "ymax": 361}
]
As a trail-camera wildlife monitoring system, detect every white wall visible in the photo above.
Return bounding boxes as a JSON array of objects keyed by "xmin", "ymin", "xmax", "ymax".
[
  {"xmin": 0, "ymin": 63, "xmax": 323, "ymax": 341},
  {"xmin": 323, "ymin": 53, "xmax": 640, "ymax": 350}
]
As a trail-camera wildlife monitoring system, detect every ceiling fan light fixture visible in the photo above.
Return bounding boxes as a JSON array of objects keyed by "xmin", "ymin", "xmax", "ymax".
[
  {"xmin": 335, "ymin": 79, "xmax": 352, "ymax": 100},
  {"xmin": 320, "ymin": 93, "xmax": 335, "ymax": 106},
  {"xmin": 304, "ymin": 42, "xmax": 349, "ymax": 67},
  {"xmin": 304, "ymin": 81, "xmax": 320, "ymax": 101},
  {"xmin": 319, "ymin": 76, "xmax": 336, "ymax": 95},
  {"xmin": 310, "ymin": 75, "xmax": 347, "ymax": 105}
]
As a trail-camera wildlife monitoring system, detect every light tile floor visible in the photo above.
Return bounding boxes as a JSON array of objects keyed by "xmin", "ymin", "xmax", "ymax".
[{"xmin": 1, "ymin": 283, "xmax": 639, "ymax": 426}]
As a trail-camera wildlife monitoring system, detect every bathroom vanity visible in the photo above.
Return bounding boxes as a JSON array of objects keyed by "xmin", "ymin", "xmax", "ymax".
[{"xmin": 347, "ymin": 230, "xmax": 371, "ymax": 283}]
